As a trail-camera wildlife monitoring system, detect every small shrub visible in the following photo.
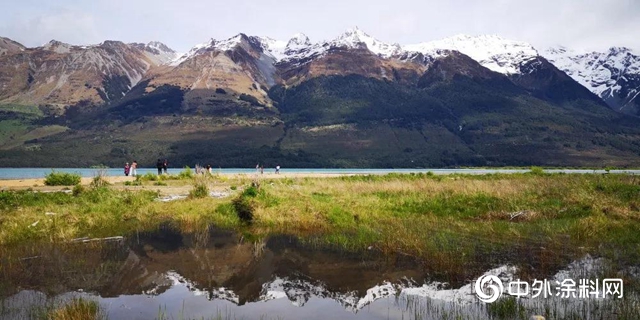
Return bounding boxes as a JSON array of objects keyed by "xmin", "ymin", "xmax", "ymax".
[
  {"xmin": 242, "ymin": 185, "xmax": 258, "ymax": 198},
  {"xmin": 189, "ymin": 180, "xmax": 209, "ymax": 199},
  {"xmin": 72, "ymin": 184, "xmax": 85, "ymax": 196},
  {"xmin": 529, "ymin": 166, "xmax": 545, "ymax": 175},
  {"xmin": 230, "ymin": 185, "xmax": 237, "ymax": 191},
  {"xmin": 178, "ymin": 166, "xmax": 194, "ymax": 179},
  {"xmin": 90, "ymin": 175, "xmax": 110, "ymax": 189},
  {"xmin": 44, "ymin": 171, "xmax": 81, "ymax": 186},
  {"xmin": 138, "ymin": 172, "xmax": 158, "ymax": 181},
  {"xmin": 124, "ymin": 180, "xmax": 142, "ymax": 186},
  {"xmin": 153, "ymin": 181, "xmax": 167, "ymax": 186}
]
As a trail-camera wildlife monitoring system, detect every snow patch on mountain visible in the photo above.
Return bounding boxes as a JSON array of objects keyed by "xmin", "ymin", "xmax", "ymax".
[
  {"xmin": 328, "ymin": 27, "xmax": 401, "ymax": 58},
  {"xmin": 132, "ymin": 41, "xmax": 177, "ymax": 65},
  {"xmin": 171, "ymin": 39, "xmax": 216, "ymax": 66},
  {"xmin": 404, "ymin": 34, "xmax": 539, "ymax": 74},
  {"xmin": 287, "ymin": 33, "xmax": 311, "ymax": 49},
  {"xmin": 543, "ymin": 46, "xmax": 640, "ymax": 111}
]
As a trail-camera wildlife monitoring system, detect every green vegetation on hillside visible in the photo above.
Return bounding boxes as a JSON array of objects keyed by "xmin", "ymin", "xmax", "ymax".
[{"xmin": 1, "ymin": 73, "xmax": 640, "ymax": 168}]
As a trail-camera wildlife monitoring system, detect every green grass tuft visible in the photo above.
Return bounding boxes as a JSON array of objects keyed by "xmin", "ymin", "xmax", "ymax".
[{"xmin": 44, "ymin": 171, "xmax": 81, "ymax": 186}]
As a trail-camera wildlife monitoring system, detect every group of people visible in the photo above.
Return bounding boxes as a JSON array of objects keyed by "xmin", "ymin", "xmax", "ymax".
[
  {"xmin": 123, "ymin": 161, "xmax": 138, "ymax": 177},
  {"xmin": 124, "ymin": 159, "xmax": 168, "ymax": 176},
  {"xmin": 256, "ymin": 164, "xmax": 280, "ymax": 174},
  {"xmin": 195, "ymin": 164, "xmax": 213, "ymax": 175},
  {"xmin": 125, "ymin": 159, "xmax": 282, "ymax": 177}
]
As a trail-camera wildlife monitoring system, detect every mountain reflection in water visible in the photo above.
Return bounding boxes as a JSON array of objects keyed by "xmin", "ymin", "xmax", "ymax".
[{"xmin": 1, "ymin": 226, "xmax": 437, "ymax": 318}]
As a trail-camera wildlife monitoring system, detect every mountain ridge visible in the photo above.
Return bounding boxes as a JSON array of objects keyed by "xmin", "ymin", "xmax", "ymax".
[
  {"xmin": 3, "ymin": 31, "xmax": 639, "ymax": 115},
  {"xmin": 2, "ymin": 30, "xmax": 640, "ymax": 168}
]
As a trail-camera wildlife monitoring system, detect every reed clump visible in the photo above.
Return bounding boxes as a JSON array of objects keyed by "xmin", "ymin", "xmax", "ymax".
[{"xmin": 48, "ymin": 298, "xmax": 103, "ymax": 320}]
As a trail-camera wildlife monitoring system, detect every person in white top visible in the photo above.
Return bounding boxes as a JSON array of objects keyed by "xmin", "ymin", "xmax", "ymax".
[
  {"xmin": 275, "ymin": 165, "xmax": 280, "ymax": 174},
  {"xmin": 131, "ymin": 160, "xmax": 138, "ymax": 177}
]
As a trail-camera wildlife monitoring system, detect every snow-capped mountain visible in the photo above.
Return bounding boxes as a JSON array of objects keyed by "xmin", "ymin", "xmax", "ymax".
[
  {"xmin": 543, "ymin": 46, "xmax": 640, "ymax": 115},
  {"xmin": 174, "ymin": 27, "xmax": 409, "ymax": 68},
  {"xmin": 327, "ymin": 27, "xmax": 402, "ymax": 58},
  {"xmin": 404, "ymin": 34, "xmax": 539, "ymax": 74},
  {"xmin": 174, "ymin": 30, "xmax": 550, "ymax": 80},
  {"xmin": 2, "ymin": 28, "xmax": 637, "ymax": 116}
]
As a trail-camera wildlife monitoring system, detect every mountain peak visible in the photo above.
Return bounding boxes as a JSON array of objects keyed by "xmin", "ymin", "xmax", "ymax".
[
  {"xmin": 608, "ymin": 46, "xmax": 632, "ymax": 55},
  {"xmin": 329, "ymin": 27, "xmax": 400, "ymax": 57},
  {"xmin": 42, "ymin": 39, "xmax": 73, "ymax": 53},
  {"xmin": 99, "ymin": 40, "xmax": 129, "ymax": 49},
  {"xmin": 146, "ymin": 41, "xmax": 175, "ymax": 53},
  {"xmin": 404, "ymin": 34, "xmax": 539, "ymax": 74},
  {"xmin": 287, "ymin": 33, "xmax": 311, "ymax": 48},
  {"xmin": 334, "ymin": 26, "xmax": 373, "ymax": 45},
  {"xmin": 0, "ymin": 36, "xmax": 25, "ymax": 55},
  {"xmin": 341, "ymin": 26, "xmax": 367, "ymax": 36},
  {"xmin": 212, "ymin": 33, "xmax": 251, "ymax": 51}
]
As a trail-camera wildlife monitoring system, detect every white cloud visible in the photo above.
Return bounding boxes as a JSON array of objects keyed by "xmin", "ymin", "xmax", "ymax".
[
  {"xmin": 0, "ymin": 0, "xmax": 638, "ymax": 53},
  {"xmin": 1, "ymin": 9, "xmax": 100, "ymax": 47}
]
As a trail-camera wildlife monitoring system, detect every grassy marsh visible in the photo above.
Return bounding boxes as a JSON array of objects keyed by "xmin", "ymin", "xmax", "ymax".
[{"xmin": 1, "ymin": 172, "xmax": 639, "ymax": 284}]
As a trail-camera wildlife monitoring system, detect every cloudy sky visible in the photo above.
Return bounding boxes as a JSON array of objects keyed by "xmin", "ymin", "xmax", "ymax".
[{"xmin": 1, "ymin": 0, "xmax": 638, "ymax": 53}]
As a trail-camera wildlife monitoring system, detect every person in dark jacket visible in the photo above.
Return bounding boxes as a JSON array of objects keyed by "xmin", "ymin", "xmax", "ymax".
[{"xmin": 156, "ymin": 159, "xmax": 163, "ymax": 175}]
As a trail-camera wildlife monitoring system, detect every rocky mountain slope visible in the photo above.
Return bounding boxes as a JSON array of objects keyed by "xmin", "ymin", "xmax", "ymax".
[
  {"xmin": 0, "ymin": 39, "xmax": 176, "ymax": 110},
  {"xmin": 0, "ymin": 37, "xmax": 25, "ymax": 56}
]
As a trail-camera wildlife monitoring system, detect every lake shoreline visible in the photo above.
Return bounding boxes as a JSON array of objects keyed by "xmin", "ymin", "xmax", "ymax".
[
  {"xmin": 1, "ymin": 167, "xmax": 639, "ymax": 183},
  {"xmin": 0, "ymin": 172, "xmax": 355, "ymax": 189}
]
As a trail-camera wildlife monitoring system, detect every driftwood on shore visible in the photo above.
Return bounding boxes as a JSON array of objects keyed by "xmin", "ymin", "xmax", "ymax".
[{"xmin": 69, "ymin": 236, "xmax": 124, "ymax": 244}]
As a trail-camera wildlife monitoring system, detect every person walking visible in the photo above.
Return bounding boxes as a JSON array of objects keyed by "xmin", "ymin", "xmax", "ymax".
[
  {"xmin": 163, "ymin": 159, "xmax": 168, "ymax": 174},
  {"xmin": 260, "ymin": 165, "xmax": 264, "ymax": 174},
  {"xmin": 131, "ymin": 160, "xmax": 138, "ymax": 177},
  {"xmin": 156, "ymin": 159, "xmax": 163, "ymax": 175},
  {"xmin": 275, "ymin": 165, "xmax": 280, "ymax": 174},
  {"xmin": 124, "ymin": 162, "xmax": 130, "ymax": 176}
]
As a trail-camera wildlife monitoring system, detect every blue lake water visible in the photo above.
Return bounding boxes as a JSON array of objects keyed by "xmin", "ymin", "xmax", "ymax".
[{"xmin": 0, "ymin": 167, "xmax": 638, "ymax": 179}]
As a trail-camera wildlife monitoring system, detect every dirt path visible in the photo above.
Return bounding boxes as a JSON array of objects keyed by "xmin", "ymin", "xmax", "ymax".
[{"xmin": 0, "ymin": 173, "xmax": 352, "ymax": 192}]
